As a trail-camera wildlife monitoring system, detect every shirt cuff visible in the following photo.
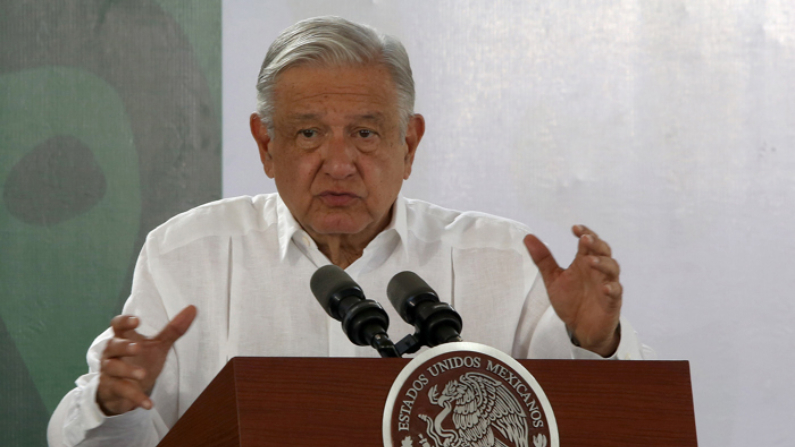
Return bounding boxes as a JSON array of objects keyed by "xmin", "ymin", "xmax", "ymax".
[
  {"xmin": 66, "ymin": 374, "xmax": 151, "ymax": 444},
  {"xmin": 570, "ymin": 316, "xmax": 644, "ymax": 360},
  {"xmin": 527, "ymin": 307, "xmax": 651, "ymax": 360}
]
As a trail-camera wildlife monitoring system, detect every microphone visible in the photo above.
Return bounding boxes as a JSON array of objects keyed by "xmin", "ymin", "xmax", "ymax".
[
  {"xmin": 386, "ymin": 271, "xmax": 463, "ymax": 349},
  {"xmin": 310, "ymin": 265, "xmax": 399, "ymax": 358}
]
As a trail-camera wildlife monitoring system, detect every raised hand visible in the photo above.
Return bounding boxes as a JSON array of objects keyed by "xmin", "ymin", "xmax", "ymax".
[
  {"xmin": 524, "ymin": 225, "xmax": 621, "ymax": 357},
  {"xmin": 96, "ymin": 305, "xmax": 197, "ymax": 415}
]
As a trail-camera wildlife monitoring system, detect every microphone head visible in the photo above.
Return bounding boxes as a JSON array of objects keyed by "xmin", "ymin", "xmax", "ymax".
[
  {"xmin": 386, "ymin": 271, "xmax": 440, "ymax": 324},
  {"xmin": 310, "ymin": 265, "xmax": 364, "ymax": 320}
]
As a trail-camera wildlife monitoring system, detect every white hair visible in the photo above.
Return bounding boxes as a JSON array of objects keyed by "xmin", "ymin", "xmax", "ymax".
[{"xmin": 255, "ymin": 16, "xmax": 415, "ymax": 130}]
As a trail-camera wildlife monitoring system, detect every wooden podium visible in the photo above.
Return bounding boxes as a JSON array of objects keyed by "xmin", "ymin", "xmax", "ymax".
[{"xmin": 157, "ymin": 357, "xmax": 697, "ymax": 447}]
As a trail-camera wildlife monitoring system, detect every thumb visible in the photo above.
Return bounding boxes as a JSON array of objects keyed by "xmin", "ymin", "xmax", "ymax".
[
  {"xmin": 524, "ymin": 234, "xmax": 561, "ymax": 282},
  {"xmin": 156, "ymin": 305, "xmax": 197, "ymax": 346}
]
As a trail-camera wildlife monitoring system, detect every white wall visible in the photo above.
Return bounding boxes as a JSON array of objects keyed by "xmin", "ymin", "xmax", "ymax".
[{"xmin": 223, "ymin": 1, "xmax": 795, "ymax": 445}]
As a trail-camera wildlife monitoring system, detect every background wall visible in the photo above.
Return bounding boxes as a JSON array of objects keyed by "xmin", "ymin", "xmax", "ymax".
[
  {"xmin": 223, "ymin": 1, "xmax": 795, "ymax": 446},
  {"xmin": 0, "ymin": 1, "xmax": 221, "ymax": 445}
]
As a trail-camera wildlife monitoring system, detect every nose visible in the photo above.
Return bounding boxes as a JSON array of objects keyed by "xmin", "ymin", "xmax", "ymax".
[{"xmin": 322, "ymin": 132, "xmax": 357, "ymax": 179}]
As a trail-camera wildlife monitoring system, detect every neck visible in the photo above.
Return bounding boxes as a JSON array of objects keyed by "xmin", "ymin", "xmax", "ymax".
[
  {"xmin": 307, "ymin": 207, "xmax": 394, "ymax": 270},
  {"xmin": 314, "ymin": 237, "xmax": 365, "ymax": 270}
]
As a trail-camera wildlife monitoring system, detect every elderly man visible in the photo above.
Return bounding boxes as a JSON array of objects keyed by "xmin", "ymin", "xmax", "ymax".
[{"xmin": 48, "ymin": 16, "xmax": 651, "ymax": 447}]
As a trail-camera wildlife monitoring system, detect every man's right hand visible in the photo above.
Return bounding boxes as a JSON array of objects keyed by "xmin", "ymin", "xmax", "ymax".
[{"xmin": 96, "ymin": 305, "xmax": 197, "ymax": 416}]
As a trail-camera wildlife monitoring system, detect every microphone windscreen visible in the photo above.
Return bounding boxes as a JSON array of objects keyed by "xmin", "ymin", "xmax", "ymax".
[
  {"xmin": 386, "ymin": 271, "xmax": 439, "ymax": 321},
  {"xmin": 310, "ymin": 265, "xmax": 362, "ymax": 318}
]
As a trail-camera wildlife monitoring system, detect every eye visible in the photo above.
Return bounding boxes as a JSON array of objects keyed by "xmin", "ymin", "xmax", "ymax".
[
  {"xmin": 356, "ymin": 129, "xmax": 376, "ymax": 138},
  {"xmin": 294, "ymin": 128, "xmax": 324, "ymax": 150},
  {"xmin": 298, "ymin": 129, "xmax": 318, "ymax": 138}
]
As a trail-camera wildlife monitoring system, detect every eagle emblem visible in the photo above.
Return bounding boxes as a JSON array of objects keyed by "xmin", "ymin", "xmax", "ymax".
[
  {"xmin": 383, "ymin": 344, "xmax": 558, "ymax": 447},
  {"xmin": 417, "ymin": 372, "xmax": 541, "ymax": 447}
]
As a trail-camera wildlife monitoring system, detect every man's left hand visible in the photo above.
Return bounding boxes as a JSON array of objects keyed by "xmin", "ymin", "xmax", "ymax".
[{"xmin": 524, "ymin": 225, "xmax": 622, "ymax": 357}]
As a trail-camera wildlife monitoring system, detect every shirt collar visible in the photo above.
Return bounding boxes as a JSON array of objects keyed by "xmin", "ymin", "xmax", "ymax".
[
  {"xmin": 389, "ymin": 195, "xmax": 409, "ymax": 257},
  {"xmin": 276, "ymin": 193, "xmax": 409, "ymax": 261},
  {"xmin": 276, "ymin": 194, "xmax": 302, "ymax": 261}
]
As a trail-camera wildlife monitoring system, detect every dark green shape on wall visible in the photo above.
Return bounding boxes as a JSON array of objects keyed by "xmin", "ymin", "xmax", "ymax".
[
  {"xmin": 0, "ymin": 0, "xmax": 221, "ymax": 445},
  {"xmin": 4, "ymin": 135, "xmax": 108, "ymax": 226}
]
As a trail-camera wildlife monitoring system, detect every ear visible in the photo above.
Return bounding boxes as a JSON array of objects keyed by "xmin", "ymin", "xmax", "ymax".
[
  {"xmin": 402, "ymin": 114, "xmax": 425, "ymax": 180},
  {"xmin": 250, "ymin": 113, "xmax": 275, "ymax": 178}
]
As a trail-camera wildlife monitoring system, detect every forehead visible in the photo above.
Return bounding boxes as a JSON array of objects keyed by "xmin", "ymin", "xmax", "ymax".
[{"xmin": 271, "ymin": 64, "xmax": 400, "ymax": 120}]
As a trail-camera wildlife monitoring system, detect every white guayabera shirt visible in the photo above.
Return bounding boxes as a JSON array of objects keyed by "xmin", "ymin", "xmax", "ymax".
[{"xmin": 48, "ymin": 194, "xmax": 653, "ymax": 447}]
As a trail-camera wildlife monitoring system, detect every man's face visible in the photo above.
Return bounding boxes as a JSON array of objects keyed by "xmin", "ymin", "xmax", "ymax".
[{"xmin": 250, "ymin": 64, "xmax": 424, "ymax": 241}]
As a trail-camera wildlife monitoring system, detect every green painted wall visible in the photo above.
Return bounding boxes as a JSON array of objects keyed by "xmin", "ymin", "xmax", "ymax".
[{"xmin": 0, "ymin": 1, "xmax": 221, "ymax": 445}]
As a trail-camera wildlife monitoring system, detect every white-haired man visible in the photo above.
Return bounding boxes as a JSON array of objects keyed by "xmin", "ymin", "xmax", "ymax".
[{"xmin": 48, "ymin": 16, "xmax": 652, "ymax": 447}]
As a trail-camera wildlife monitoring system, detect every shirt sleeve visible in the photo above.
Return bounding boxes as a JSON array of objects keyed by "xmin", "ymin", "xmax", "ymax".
[{"xmin": 47, "ymin": 239, "xmax": 177, "ymax": 447}]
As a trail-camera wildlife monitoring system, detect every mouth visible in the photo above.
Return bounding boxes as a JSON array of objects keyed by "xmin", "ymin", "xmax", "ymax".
[{"xmin": 318, "ymin": 191, "xmax": 359, "ymax": 207}]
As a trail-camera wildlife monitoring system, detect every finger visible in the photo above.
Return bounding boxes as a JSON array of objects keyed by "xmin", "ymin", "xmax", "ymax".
[
  {"xmin": 110, "ymin": 315, "xmax": 140, "ymax": 338},
  {"xmin": 573, "ymin": 224, "xmax": 596, "ymax": 256},
  {"xmin": 102, "ymin": 338, "xmax": 141, "ymax": 359},
  {"xmin": 572, "ymin": 224, "xmax": 594, "ymax": 238},
  {"xmin": 524, "ymin": 234, "xmax": 562, "ymax": 282},
  {"xmin": 155, "ymin": 305, "xmax": 197, "ymax": 346},
  {"xmin": 572, "ymin": 224, "xmax": 603, "ymax": 251},
  {"xmin": 97, "ymin": 377, "xmax": 152, "ymax": 415},
  {"xmin": 585, "ymin": 234, "xmax": 612, "ymax": 257},
  {"xmin": 576, "ymin": 232, "xmax": 612, "ymax": 258},
  {"xmin": 603, "ymin": 281, "xmax": 623, "ymax": 300},
  {"xmin": 102, "ymin": 358, "xmax": 146, "ymax": 381},
  {"xmin": 589, "ymin": 256, "xmax": 620, "ymax": 278}
]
